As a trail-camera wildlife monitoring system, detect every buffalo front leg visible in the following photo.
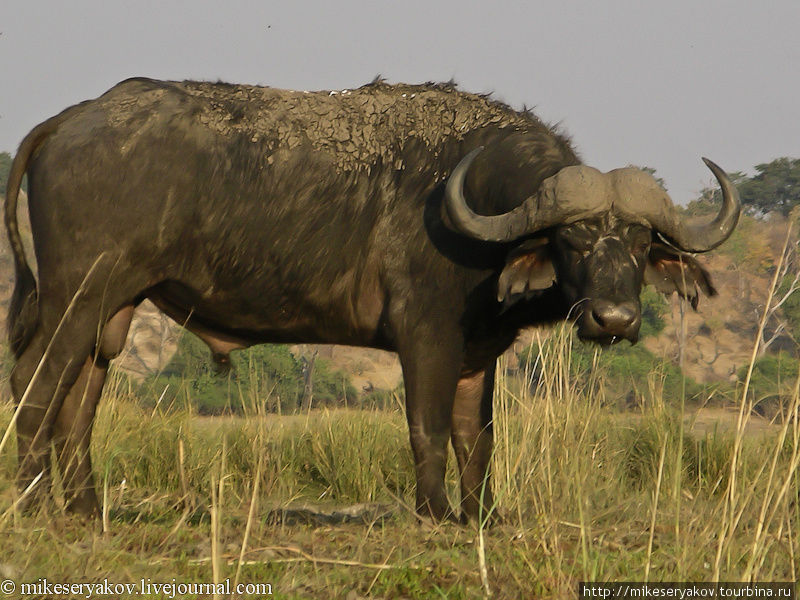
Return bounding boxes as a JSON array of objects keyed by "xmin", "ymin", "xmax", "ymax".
[
  {"xmin": 451, "ymin": 362, "xmax": 496, "ymax": 523},
  {"xmin": 53, "ymin": 305, "xmax": 133, "ymax": 517},
  {"xmin": 398, "ymin": 335, "xmax": 463, "ymax": 522}
]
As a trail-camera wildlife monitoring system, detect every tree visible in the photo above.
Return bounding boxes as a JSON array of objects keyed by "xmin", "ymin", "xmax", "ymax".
[
  {"xmin": 684, "ymin": 171, "xmax": 749, "ymax": 217},
  {"xmin": 690, "ymin": 158, "xmax": 800, "ymax": 218},
  {"xmin": 299, "ymin": 347, "xmax": 318, "ymax": 411},
  {"xmin": 739, "ymin": 158, "xmax": 800, "ymax": 217}
]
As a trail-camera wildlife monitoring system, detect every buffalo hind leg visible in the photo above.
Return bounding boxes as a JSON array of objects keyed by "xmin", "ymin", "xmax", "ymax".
[
  {"xmin": 13, "ymin": 320, "xmax": 103, "ymax": 512},
  {"xmin": 11, "ymin": 262, "xmax": 136, "ymax": 513},
  {"xmin": 451, "ymin": 362, "xmax": 496, "ymax": 524},
  {"xmin": 53, "ymin": 305, "xmax": 134, "ymax": 517},
  {"xmin": 10, "ymin": 332, "xmax": 58, "ymax": 509},
  {"xmin": 398, "ymin": 333, "xmax": 463, "ymax": 522}
]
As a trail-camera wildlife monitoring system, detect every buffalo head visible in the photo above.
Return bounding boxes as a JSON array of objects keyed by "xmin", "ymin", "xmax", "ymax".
[{"xmin": 444, "ymin": 147, "xmax": 740, "ymax": 344}]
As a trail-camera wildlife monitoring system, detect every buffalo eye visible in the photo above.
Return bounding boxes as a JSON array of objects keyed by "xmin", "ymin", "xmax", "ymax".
[
  {"xmin": 568, "ymin": 243, "xmax": 591, "ymax": 257},
  {"xmin": 629, "ymin": 231, "xmax": 652, "ymax": 255}
]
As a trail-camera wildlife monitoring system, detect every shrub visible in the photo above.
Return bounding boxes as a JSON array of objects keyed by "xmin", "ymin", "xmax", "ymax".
[
  {"xmin": 639, "ymin": 286, "xmax": 668, "ymax": 338},
  {"xmin": 738, "ymin": 352, "xmax": 800, "ymax": 421},
  {"xmin": 519, "ymin": 332, "xmax": 703, "ymax": 407},
  {"xmin": 136, "ymin": 333, "xmax": 355, "ymax": 414}
]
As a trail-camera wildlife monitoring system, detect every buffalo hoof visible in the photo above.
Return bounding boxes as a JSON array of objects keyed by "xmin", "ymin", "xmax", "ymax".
[
  {"xmin": 463, "ymin": 508, "xmax": 502, "ymax": 528},
  {"xmin": 415, "ymin": 501, "xmax": 461, "ymax": 525}
]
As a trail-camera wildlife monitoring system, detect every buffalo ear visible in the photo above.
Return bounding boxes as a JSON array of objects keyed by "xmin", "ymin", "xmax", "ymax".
[
  {"xmin": 498, "ymin": 239, "xmax": 555, "ymax": 304},
  {"xmin": 645, "ymin": 243, "xmax": 716, "ymax": 309}
]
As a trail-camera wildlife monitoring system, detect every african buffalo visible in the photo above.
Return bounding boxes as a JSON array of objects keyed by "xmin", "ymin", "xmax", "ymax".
[{"xmin": 4, "ymin": 78, "xmax": 739, "ymax": 522}]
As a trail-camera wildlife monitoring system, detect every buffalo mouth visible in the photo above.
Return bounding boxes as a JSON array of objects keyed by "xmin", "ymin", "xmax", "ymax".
[{"xmin": 576, "ymin": 331, "xmax": 637, "ymax": 346}]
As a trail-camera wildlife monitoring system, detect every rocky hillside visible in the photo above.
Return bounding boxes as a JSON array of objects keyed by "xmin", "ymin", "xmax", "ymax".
[
  {"xmin": 0, "ymin": 190, "xmax": 791, "ymax": 394},
  {"xmin": 645, "ymin": 215, "xmax": 795, "ymax": 384},
  {"xmin": 644, "ymin": 251, "xmax": 771, "ymax": 383}
]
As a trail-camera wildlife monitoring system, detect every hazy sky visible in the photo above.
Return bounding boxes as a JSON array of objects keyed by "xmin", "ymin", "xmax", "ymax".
[{"xmin": 1, "ymin": 1, "xmax": 798, "ymax": 202}]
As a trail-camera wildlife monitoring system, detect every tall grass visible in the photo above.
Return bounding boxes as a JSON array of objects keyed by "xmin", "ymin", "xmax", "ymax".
[
  {"xmin": 491, "ymin": 322, "xmax": 798, "ymax": 584},
  {"xmin": 0, "ymin": 323, "xmax": 797, "ymax": 596}
]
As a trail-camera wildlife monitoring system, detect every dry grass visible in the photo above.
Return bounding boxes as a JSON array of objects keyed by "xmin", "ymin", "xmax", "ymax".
[{"xmin": 0, "ymin": 322, "xmax": 798, "ymax": 599}]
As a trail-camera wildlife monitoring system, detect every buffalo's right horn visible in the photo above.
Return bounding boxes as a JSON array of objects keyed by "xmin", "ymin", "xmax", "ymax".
[
  {"xmin": 444, "ymin": 147, "xmax": 608, "ymax": 242},
  {"xmin": 444, "ymin": 147, "xmax": 537, "ymax": 242}
]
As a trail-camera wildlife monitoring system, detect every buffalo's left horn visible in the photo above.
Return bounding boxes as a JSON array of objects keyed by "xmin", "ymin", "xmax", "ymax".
[{"xmin": 648, "ymin": 158, "xmax": 741, "ymax": 253}]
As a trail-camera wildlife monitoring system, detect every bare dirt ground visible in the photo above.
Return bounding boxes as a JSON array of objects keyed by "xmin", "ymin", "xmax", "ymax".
[{"xmin": 686, "ymin": 406, "xmax": 779, "ymax": 436}]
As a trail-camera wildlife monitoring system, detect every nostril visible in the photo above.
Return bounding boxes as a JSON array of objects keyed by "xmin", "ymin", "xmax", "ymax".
[
  {"xmin": 592, "ymin": 308, "xmax": 608, "ymax": 328},
  {"xmin": 592, "ymin": 302, "xmax": 637, "ymax": 330},
  {"xmin": 620, "ymin": 305, "xmax": 637, "ymax": 327}
]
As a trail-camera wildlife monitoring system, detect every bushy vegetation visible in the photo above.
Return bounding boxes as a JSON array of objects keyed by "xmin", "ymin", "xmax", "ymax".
[
  {"xmin": 134, "ymin": 333, "xmax": 357, "ymax": 415},
  {"xmin": 519, "ymin": 332, "xmax": 704, "ymax": 409},
  {"xmin": 639, "ymin": 286, "xmax": 669, "ymax": 338},
  {"xmin": 739, "ymin": 352, "xmax": 800, "ymax": 421},
  {"xmin": 714, "ymin": 214, "xmax": 777, "ymax": 274}
]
